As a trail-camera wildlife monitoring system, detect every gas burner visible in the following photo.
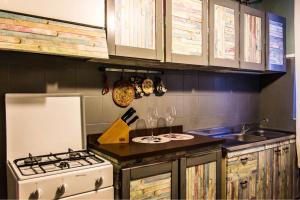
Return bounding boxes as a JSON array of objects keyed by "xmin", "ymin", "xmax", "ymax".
[
  {"xmin": 24, "ymin": 154, "xmax": 42, "ymax": 165},
  {"xmin": 68, "ymin": 148, "xmax": 81, "ymax": 159},
  {"xmin": 58, "ymin": 161, "xmax": 70, "ymax": 169},
  {"xmin": 13, "ymin": 150, "xmax": 104, "ymax": 176}
]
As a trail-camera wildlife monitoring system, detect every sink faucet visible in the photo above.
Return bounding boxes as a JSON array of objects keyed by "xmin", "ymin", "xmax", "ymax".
[
  {"xmin": 240, "ymin": 118, "xmax": 269, "ymax": 134},
  {"xmin": 241, "ymin": 124, "xmax": 250, "ymax": 134}
]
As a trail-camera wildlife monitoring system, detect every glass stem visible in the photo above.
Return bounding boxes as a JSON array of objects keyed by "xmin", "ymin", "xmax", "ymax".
[{"xmin": 151, "ymin": 128, "xmax": 154, "ymax": 139}]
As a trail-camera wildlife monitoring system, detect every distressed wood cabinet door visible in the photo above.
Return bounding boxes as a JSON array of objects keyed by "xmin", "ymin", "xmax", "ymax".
[
  {"xmin": 257, "ymin": 149, "xmax": 273, "ymax": 199},
  {"xmin": 180, "ymin": 151, "xmax": 222, "ymax": 199},
  {"xmin": 121, "ymin": 160, "xmax": 178, "ymax": 199},
  {"xmin": 266, "ymin": 12, "xmax": 287, "ymax": 72},
  {"xmin": 257, "ymin": 141, "xmax": 297, "ymax": 200},
  {"xmin": 291, "ymin": 142, "xmax": 300, "ymax": 198},
  {"xmin": 107, "ymin": 0, "xmax": 163, "ymax": 60},
  {"xmin": 165, "ymin": 0, "xmax": 208, "ymax": 65},
  {"xmin": 226, "ymin": 152, "xmax": 257, "ymax": 199},
  {"xmin": 272, "ymin": 146, "xmax": 281, "ymax": 199},
  {"xmin": 240, "ymin": 5, "xmax": 265, "ymax": 71},
  {"xmin": 271, "ymin": 142, "xmax": 292, "ymax": 199},
  {"xmin": 281, "ymin": 143, "xmax": 292, "ymax": 199},
  {"xmin": 209, "ymin": 0, "xmax": 240, "ymax": 68}
]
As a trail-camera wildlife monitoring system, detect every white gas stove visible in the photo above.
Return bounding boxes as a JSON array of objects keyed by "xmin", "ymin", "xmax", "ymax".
[{"xmin": 6, "ymin": 94, "xmax": 113, "ymax": 199}]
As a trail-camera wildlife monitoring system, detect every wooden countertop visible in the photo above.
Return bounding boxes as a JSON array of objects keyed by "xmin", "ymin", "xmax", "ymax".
[{"xmin": 87, "ymin": 133, "xmax": 224, "ymax": 161}]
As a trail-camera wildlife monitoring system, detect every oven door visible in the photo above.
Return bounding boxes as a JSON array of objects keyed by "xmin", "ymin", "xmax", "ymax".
[{"xmin": 61, "ymin": 186, "xmax": 114, "ymax": 200}]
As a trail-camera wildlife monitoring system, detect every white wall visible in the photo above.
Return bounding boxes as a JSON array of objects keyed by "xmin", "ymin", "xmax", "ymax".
[{"xmin": 295, "ymin": 0, "xmax": 300, "ymax": 167}]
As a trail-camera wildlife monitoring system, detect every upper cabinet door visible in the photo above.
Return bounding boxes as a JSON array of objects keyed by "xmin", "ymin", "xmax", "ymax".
[
  {"xmin": 0, "ymin": 0, "xmax": 105, "ymax": 27},
  {"xmin": 107, "ymin": 0, "xmax": 163, "ymax": 61},
  {"xmin": 209, "ymin": 0, "xmax": 239, "ymax": 68},
  {"xmin": 266, "ymin": 12, "xmax": 286, "ymax": 72},
  {"xmin": 165, "ymin": 0, "xmax": 208, "ymax": 65},
  {"xmin": 240, "ymin": 5, "xmax": 265, "ymax": 71}
]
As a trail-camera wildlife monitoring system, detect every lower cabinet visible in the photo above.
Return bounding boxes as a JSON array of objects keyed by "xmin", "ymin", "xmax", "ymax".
[
  {"xmin": 226, "ymin": 152, "xmax": 257, "ymax": 199},
  {"xmin": 257, "ymin": 141, "xmax": 293, "ymax": 199},
  {"xmin": 225, "ymin": 139, "xmax": 299, "ymax": 200},
  {"xmin": 291, "ymin": 142, "xmax": 300, "ymax": 199},
  {"xmin": 120, "ymin": 149, "xmax": 222, "ymax": 199},
  {"xmin": 180, "ymin": 151, "xmax": 222, "ymax": 199},
  {"xmin": 121, "ymin": 160, "xmax": 178, "ymax": 199}
]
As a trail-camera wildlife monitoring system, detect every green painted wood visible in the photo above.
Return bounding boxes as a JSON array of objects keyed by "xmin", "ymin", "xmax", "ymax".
[
  {"xmin": 130, "ymin": 173, "xmax": 171, "ymax": 200},
  {"xmin": 265, "ymin": 149, "xmax": 273, "ymax": 199},
  {"xmin": 291, "ymin": 142, "xmax": 300, "ymax": 198},
  {"xmin": 171, "ymin": 0, "xmax": 203, "ymax": 56},
  {"xmin": 256, "ymin": 151, "xmax": 265, "ymax": 200},
  {"xmin": 226, "ymin": 152, "xmax": 257, "ymax": 200},
  {"xmin": 114, "ymin": 0, "xmax": 156, "ymax": 50},
  {"xmin": 0, "ymin": 11, "xmax": 108, "ymax": 59},
  {"xmin": 186, "ymin": 161, "xmax": 216, "ymax": 200},
  {"xmin": 272, "ymin": 147, "xmax": 280, "ymax": 199},
  {"xmin": 226, "ymin": 141, "xmax": 299, "ymax": 200},
  {"xmin": 0, "ymin": 29, "xmax": 105, "ymax": 47},
  {"xmin": 281, "ymin": 144, "xmax": 291, "ymax": 199}
]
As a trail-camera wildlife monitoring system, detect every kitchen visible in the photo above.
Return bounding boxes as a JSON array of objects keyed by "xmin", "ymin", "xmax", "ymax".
[{"xmin": 0, "ymin": 0, "xmax": 298, "ymax": 199}]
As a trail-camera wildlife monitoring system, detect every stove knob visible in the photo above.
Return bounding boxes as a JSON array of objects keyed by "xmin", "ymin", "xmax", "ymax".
[
  {"xmin": 29, "ymin": 189, "xmax": 40, "ymax": 200},
  {"xmin": 56, "ymin": 184, "xmax": 66, "ymax": 197},
  {"xmin": 95, "ymin": 177, "xmax": 103, "ymax": 190}
]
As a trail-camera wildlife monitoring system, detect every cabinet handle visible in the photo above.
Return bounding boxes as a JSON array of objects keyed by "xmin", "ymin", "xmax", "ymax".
[
  {"xmin": 240, "ymin": 180, "xmax": 248, "ymax": 189},
  {"xmin": 283, "ymin": 147, "xmax": 289, "ymax": 153},
  {"xmin": 240, "ymin": 158, "xmax": 248, "ymax": 165},
  {"xmin": 275, "ymin": 149, "xmax": 281, "ymax": 154}
]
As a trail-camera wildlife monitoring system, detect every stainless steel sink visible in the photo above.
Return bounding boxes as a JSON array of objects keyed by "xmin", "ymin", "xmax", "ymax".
[
  {"xmin": 189, "ymin": 127, "xmax": 292, "ymax": 145},
  {"xmin": 213, "ymin": 133, "xmax": 267, "ymax": 142},
  {"xmin": 246, "ymin": 130, "xmax": 289, "ymax": 138}
]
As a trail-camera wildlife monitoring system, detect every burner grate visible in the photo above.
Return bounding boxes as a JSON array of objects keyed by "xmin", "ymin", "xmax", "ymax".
[{"xmin": 14, "ymin": 149, "xmax": 104, "ymax": 176}]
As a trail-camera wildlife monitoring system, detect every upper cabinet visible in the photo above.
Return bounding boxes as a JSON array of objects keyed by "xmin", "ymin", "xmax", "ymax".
[
  {"xmin": 240, "ymin": 5, "xmax": 265, "ymax": 71},
  {"xmin": 0, "ymin": 11, "xmax": 108, "ymax": 59},
  {"xmin": 106, "ymin": 0, "xmax": 164, "ymax": 61},
  {"xmin": 0, "ymin": 0, "xmax": 105, "ymax": 27},
  {"xmin": 209, "ymin": 0, "xmax": 240, "ymax": 68},
  {"xmin": 165, "ymin": 0, "xmax": 208, "ymax": 65},
  {"xmin": 266, "ymin": 12, "xmax": 286, "ymax": 72}
]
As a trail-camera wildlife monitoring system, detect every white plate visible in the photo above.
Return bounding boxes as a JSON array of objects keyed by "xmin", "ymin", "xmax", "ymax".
[
  {"xmin": 132, "ymin": 136, "xmax": 171, "ymax": 144},
  {"xmin": 158, "ymin": 133, "xmax": 194, "ymax": 141}
]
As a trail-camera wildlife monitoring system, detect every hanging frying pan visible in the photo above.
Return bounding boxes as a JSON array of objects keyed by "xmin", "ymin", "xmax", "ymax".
[
  {"xmin": 112, "ymin": 72, "xmax": 135, "ymax": 107},
  {"xmin": 142, "ymin": 77, "xmax": 154, "ymax": 95}
]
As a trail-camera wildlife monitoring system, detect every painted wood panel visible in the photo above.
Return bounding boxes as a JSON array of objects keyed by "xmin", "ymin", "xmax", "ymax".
[
  {"xmin": 272, "ymin": 146, "xmax": 282, "ymax": 199},
  {"xmin": 291, "ymin": 142, "xmax": 300, "ymax": 198},
  {"xmin": 186, "ymin": 161, "xmax": 216, "ymax": 200},
  {"xmin": 244, "ymin": 14, "xmax": 262, "ymax": 64},
  {"xmin": 226, "ymin": 153, "xmax": 257, "ymax": 199},
  {"xmin": 130, "ymin": 173, "xmax": 171, "ymax": 200},
  {"xmin": 256, "ymin": 149, "xmax": 273, "ymax": 199},
  {"xmin": 280, "ymin": 144, "xmax": 291, "ymax": 199},
  {"xmin": 0, "ymin": 11, "xmax": 108, "ymax": 59},
  {"xmin": 115, "ymin": 0, "xmax": 155, "ymax": 50},
  {"xmin": 226, "ymin": 142, "xmax": 298, "ymax": 200},
  {"xmin": 214, "ymin": 5, "xmax": 236, "ymax": 60},
  {"xmin": 172, "ymin": 0, "xmax": 203, "ymax": 56}
]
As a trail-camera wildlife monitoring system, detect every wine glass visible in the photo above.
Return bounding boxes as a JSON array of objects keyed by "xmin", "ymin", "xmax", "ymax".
[
  {"xmin": 146, "ymin": 107, "xmax": 159, "ymax": 141},
  {"xmin": 165, "ymin": 106, "xmax": 176, "ymax": 138}
]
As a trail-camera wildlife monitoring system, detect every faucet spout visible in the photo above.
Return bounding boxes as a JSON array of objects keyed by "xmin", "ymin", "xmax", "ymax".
[{"xmin": 241, "ymin": 124, "xmax": 250, "ymax": 134}]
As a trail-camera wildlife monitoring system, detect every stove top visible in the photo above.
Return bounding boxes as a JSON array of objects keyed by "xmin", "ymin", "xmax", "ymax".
[{"xmin": 13, "ymin": 149, "xmax": 104, "ymax": 177}]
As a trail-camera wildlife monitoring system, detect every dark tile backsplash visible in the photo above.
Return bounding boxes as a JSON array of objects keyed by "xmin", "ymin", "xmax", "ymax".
[
  {"xmin": 259, "ymin": 58, "xmax": 296, "ymax": 132},
  {"xmin": 0, "ymin": 51, "xmax": 261, "ymax": 198}
]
